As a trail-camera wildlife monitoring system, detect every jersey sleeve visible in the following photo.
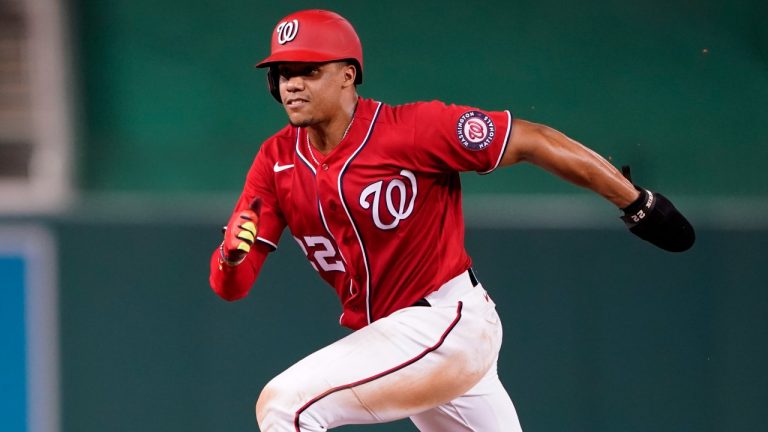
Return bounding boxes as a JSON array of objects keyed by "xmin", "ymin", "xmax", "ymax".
[
  {"xmin": 208, "ymin": 142, "xmax": 288, "ymax": 301},
  {"xmin": 411, "ymin": 101, "xmax": 513, "ymax": 174},
  {"xmin": 237, "ymin": 144, "xmax": 288, "ymax": 250}
]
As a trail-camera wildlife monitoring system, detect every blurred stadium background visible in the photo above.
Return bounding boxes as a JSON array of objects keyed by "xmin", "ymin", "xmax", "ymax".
[{"xmin": 1, "ymin": 0, "xmax": 766, "ymax": 431}]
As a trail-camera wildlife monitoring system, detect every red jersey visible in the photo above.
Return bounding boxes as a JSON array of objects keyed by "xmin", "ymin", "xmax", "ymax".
[{"xmin": 210, "ymin": 97, "xmax": 512, "ymax": 329}]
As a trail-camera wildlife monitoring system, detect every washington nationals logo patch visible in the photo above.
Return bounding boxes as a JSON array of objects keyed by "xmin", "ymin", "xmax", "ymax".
[{"xmin": 456, "ymin": 111, "xmax": 496, "ymax": 151}]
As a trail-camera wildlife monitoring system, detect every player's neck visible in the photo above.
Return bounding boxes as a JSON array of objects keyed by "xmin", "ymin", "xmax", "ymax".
[{"xmin": 307, "ymin": 96, "xmax": 358, "ymax": 155}]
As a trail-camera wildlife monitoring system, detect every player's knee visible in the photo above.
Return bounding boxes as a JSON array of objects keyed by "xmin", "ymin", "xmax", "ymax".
[
  {"xmin": 255, "ymin": 383, "xmax": 276, "ymax": 425},
  {"xmin": 255, "ymin": 378, "xmax": 301, "ymax": 426}
]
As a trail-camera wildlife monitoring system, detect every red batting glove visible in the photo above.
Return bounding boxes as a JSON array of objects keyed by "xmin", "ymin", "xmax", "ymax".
[{"xmin": 219, "ymin": 198, "xmax": 262, "ymax": 266}]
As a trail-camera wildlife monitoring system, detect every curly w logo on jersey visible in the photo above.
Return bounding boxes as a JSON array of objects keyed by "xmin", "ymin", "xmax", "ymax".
[{"xmin": 359, "ymin": 169, "xmax": 418, "ymax": 230}]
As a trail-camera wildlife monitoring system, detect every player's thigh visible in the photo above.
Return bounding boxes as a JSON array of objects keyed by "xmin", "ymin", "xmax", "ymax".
[
  {"xmin": 409, "ymin": 366, "xmax": 523, "ymax": 432},
  {"xmin": 258, "ymin": 297, "xmax": 500, "ymax": 427}
]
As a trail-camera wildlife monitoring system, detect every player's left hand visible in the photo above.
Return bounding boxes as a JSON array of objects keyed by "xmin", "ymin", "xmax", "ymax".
[
  {"xmin": 620, "ymin": 188, "xmax": 695, "ymax": 252},
  {"xmin": 220, "ymin": 197, "xmax": 262, "ymax": 266}
]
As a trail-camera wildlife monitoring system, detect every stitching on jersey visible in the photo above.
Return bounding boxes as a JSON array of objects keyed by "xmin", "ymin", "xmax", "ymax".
[
  {"xmin": 348, "ymin": 385, "xmax": 381, "ymax": 421},
  {"xmin": 292, "ymin": 301, "xmax": 464, "ymax": 431},
  {"xmin": 337, "ymin": 101, "xmax": 383, "ymax": 325}
]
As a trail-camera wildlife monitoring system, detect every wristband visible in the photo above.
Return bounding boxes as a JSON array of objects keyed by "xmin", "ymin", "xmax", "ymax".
[
  {"xmin": 620, "ymin": 188, "xmax": 695, "ymax": 252},
  {"xmin": 620, "ymin": 188, "xmax": 655, "ymax": 228}
]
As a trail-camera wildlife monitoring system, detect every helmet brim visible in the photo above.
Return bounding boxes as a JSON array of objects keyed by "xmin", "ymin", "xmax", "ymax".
[{"xmin": 255, "ymin": 49, "xmax": 354, "ymax": 68}]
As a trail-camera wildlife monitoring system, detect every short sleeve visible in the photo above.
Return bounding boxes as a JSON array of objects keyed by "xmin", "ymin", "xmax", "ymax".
[
  {"xmin": 235, "ymin": 145, "xmax": 287, "ymax": 250},
  {"xmin": 412, "ymin": 101, "xmax": 513, "ymax": 174}
]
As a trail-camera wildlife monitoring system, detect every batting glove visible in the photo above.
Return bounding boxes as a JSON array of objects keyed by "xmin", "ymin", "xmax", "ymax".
[{"xmin": 220, "ymin": 197, "xmax": 262, "ymax": 266}]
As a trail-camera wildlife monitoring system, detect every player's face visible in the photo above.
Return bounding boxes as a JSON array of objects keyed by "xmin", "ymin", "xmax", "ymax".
[{"xmin": 276, "ymin": 62, "xmax": 352, "ymax": 127}]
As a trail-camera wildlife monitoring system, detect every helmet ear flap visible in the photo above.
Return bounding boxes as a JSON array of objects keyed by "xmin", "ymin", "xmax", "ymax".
[
  {"xmin": 350, "ymin": 60, "xmax": 362, "ymax": 85},
  {"xmin": 267, "ymin": 66, "xmax": 281, "ymax": 103}
]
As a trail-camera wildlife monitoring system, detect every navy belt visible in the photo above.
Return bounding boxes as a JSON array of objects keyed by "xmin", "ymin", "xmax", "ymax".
[{"xmin": 412, "ymin": 268, "xmax": 479, "ymax": 307}]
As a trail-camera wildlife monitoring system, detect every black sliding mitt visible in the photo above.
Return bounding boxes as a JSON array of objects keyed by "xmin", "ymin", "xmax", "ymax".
[{"xmin": 619, "ymin": 166, "xmax": 695, "ymax": 252}]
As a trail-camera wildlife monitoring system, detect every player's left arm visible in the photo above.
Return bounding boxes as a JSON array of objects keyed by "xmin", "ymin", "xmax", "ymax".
[
  {"xmin": 500, "ymin": 118, "xmax": 695, "ymax": 252},
  {"xmin": 500, "ymin": 119, "xmax": 637, "ymax": 206}
]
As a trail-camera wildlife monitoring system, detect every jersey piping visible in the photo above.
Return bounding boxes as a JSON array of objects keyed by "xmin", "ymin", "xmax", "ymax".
[
  {"xmin": 479, "ymin": 110, "xmax": 513, "ymax": 175},
  {"xmin": 295, "ymin": 126, "xmax": 352, "ymax": 279},
  {"xmin": 317, "ymin": 198, "xmax": 350, "ymax": 269},
  {"xmin": 294, "ymin": 129, "xmax": 317, "ymax": 176},
  {"xmin": 337, "ymin": 101, "xmax": 383, "ymax": 325},
  {"xmin": 256, "ymin": 236, "xmax": 279, "ymax": 250}
]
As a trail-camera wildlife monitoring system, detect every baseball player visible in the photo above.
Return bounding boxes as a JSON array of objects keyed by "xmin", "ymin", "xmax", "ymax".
[{"xmin": 209, "ymin": 9, "xmax": 694, "ymax": 431}]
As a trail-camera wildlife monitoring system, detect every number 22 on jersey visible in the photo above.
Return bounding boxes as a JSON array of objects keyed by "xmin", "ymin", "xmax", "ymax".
[{"xmin": 294, "ymin": 235, "xmax": 346, "ymax": 273}]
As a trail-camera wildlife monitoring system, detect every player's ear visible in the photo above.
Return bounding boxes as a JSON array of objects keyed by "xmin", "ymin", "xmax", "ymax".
[{"xmin": 341, "ymin": 62, "xmax": 357, "ymax": 87}]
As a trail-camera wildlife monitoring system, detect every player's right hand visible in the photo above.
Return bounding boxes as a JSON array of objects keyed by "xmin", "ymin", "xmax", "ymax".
[{"xmin": 220, "ymin": 197, "xmax": 262, "ymax": 266}]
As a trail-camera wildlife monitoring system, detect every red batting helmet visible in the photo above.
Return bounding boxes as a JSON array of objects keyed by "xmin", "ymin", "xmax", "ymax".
[{"xmin": 256, "ymin": 10, "xmax": 364, "ymax": 102}]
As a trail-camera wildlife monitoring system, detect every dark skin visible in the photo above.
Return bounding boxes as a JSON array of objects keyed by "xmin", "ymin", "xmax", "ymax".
[
  {"xmin": 277, "ymin": 61, "xmax": 358, "ymax": 155},
  {"xmin": 500, "ymin": 120, "xmax": 639, "ymax": 207},
  {"xmin": 276, "ymin": 61, "xmax": 639, "ymax": 208}
]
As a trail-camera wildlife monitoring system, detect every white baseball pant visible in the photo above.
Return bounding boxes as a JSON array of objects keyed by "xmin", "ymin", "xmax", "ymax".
[{"xmin": 256, "ymin": 270, "xmax": 523, "ymax": 431}]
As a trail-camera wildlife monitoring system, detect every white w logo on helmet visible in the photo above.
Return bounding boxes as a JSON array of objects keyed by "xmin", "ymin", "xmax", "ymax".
[{"xmin": 276, "ymin": 19, "xmax": 299, "ymax": 45}]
